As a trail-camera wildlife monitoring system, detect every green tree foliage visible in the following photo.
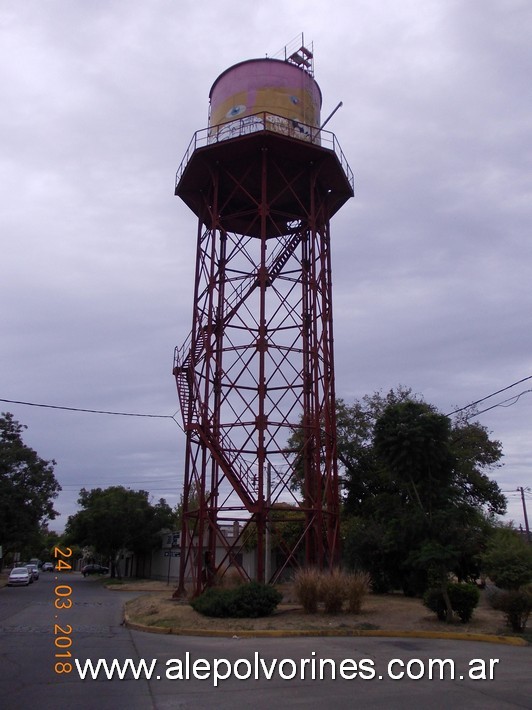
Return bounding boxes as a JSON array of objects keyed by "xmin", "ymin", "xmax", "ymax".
[
  {"xmin": 482, "ymin": 526, "xmax": 532, "ymax": 590},
  {"xmin": 339, "ymin": 389, "xmax": 505, "ymax": 595},
  {"xmin": 65, "ymin": 486, "xmax": 174, "ymax": 576},
  {"xmin": 0, "ymin": 412, "xmax": 61, "ymax": 556},
  {"xmin": 34, "ymin": 524, "xmax": 61, "ymax": 562}
]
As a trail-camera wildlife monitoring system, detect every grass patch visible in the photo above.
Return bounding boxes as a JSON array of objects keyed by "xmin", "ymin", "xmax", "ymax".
[{"xmin": 123, "ymin": 586, "xmax": 509, "ymax": 637}]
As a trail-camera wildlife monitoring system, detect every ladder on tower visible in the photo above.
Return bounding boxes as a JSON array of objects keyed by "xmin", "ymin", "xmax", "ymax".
[
  {"xmin": 174, "ymin": 231, "xmax": 303, "ymax": 424},
  {"xmin": 173, "ymin": 328, "xmax": 206, "ymax": 427},
  {"xmin": 222, "ymin": 232, "xmax": 303, "ymax": 326},
  {"xmin": 173, "ymin": 231, "xmax": 303, "ymax": 509},
  {"xmin": 174, "ymin": 334, "xmax": 258, "ymax": 510}
]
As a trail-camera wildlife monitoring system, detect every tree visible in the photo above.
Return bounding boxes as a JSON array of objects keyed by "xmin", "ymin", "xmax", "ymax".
[
  {"xmin": 339, "ymin": 390, "xmax": 505, "ymax": 597},
  {"xmin": 337, "ymin": 386, "xmax": 416, "ymax": 513},
  {"xmin": 33, "ymin": 523, "xmax": 61, "ymax": 563},
  {"xmin": 0, "ymin": 412, "xmax": 61, "ymax": 557},
  {"xmin": 482, "ymin": 526, "xmax": 532, "ymax": 590},
  {"xmin": 287, "ymin": 386, "xmax": 415, "ymax": 497},
  {"xmin": 65, "ymin": 486, "xmax": 174, "ymax": 577}
]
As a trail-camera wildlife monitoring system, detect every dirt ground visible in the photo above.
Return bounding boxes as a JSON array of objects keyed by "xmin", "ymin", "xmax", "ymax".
[{"xmin": 118, "ymin": 581, "xmax": 515, "ymax": 638}]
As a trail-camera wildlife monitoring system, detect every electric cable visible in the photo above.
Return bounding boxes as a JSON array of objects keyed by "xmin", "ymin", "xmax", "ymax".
[
  {"xmin": 446, "ymin": 375, "xmax": 532, "ymax": 417},
  {"xmin": 0, "ymin": 397, "xmax": 183, "ymax": 429}
]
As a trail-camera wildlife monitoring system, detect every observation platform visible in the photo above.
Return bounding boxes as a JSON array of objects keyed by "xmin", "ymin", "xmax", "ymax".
[{"xmin": 175, "ymin": 112, "xmax": 354, "ymax": 238}]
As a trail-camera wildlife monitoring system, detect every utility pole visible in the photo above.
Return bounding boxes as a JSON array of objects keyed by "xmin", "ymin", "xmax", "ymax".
[{"xmin": 518, "ymin": 487, "xmax": 531, "ymax": 542}]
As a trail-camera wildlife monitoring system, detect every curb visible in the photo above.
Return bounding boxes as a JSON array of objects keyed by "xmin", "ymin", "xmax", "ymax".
[{"xmin": 122, "ymin": 612, "xmax": 528, "ymax": 646}]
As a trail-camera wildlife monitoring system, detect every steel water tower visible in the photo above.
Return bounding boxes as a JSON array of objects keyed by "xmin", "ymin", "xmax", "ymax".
[{"xmin": 173, "ymin": 39, "xmax": 353, "ymax": 595}]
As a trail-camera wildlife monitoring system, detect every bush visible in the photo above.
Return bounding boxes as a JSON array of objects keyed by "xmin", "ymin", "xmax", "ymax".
[
  {"xmin": 423, "ymin": 588, "xmax": 447, "ymax": 621},
  {"xmin": 190, "ymin": 587, "xmax": 233, "ymax": 617},
  {"xmin": 491, "ymin": 589, "xmax": 532, "ymax": 632},
  {"xmin": 448, "ymin": 583, "xmax": 480, "ymax": 622},
  {"xmin": 229, "ymin": 582, "xmax": 282, "ymax": 618},
  {"xmin": 293, "ymin": 568, "xmax": 322, "ymax": 614},
  {"xmin": 423, "ymin": 583, "xmax": 480, "ymax": 623},
  {"xmin": 191, "ymin": 582, "xmax": 282, "ymax": 618},
  {"xmin": 320, "ymin": 569, "xmax": 347, "ymax": 614},
  {"xmin": 345, "ymin": 571, "xmax": 371, "ymax": 614}
]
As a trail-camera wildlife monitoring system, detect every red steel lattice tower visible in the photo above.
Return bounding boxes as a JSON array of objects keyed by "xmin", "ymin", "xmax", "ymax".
[{"xmin": 173, "ymin": 43, "xmax": 353, "ymax": 596}]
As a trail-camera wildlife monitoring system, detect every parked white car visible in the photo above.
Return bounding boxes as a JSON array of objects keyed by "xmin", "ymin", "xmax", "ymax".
[{"xmin": 8, "ymin": 567, "xmax": 31, "ymax": 586}]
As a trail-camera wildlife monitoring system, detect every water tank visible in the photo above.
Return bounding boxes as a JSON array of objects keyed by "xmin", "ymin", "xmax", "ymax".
[{"xmin": 209, "ymin": 58, "xmax": 322, "ymax": 142}]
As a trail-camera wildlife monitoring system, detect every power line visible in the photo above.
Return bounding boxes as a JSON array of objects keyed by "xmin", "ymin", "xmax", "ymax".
[
  {"xmin": 446, "ymin": 375, "xmax": 532, "ymax": 417},
  {"xmin": 60, "ymin": 477, "xmax": 181, "ymax": 488},
  {"xmin": 3, "ymin": 373, "xmax": 532, "ymax": 429},
  {"xmin": 0, "ymin": 397, "xmax": 181, "ymax": 425},
  {"xmin": 472, "ymin": 389, "xmax": 532, "ymax": 418}
]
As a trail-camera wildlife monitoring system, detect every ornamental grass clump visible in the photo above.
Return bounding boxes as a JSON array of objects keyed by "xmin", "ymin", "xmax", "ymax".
[
  {"xmin": 293, "ymin": 568, "xmax": 322, "ymax": 614},
  {"xmin": 320, "ymin": 569, "xmax": 347, "ymax": 614},
  {"xmin": 345, "ymin": 571, "xmax": 372, "ymax": 614}
]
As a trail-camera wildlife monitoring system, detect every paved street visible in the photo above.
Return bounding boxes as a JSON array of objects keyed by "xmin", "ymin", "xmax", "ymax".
[{"xmin": 1, "ymin": 572, "xmax": 531, "ymax": 709}]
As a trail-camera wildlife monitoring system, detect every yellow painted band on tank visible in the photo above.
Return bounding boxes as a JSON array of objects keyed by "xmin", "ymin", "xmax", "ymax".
[{"xmin": 211, "ymin": 86, "xmax": 318, "ymax": 128}]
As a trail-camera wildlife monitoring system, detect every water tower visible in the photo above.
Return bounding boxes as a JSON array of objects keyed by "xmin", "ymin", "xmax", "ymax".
[{"xmin": 173, "ymin": 39, "xmax": 353, "ymax": 596}]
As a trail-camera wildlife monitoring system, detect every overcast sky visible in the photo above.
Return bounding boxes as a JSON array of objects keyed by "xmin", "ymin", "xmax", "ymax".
[{"xmin": 1, "ymin": 0, "xmax": 531, "ymax": 532}]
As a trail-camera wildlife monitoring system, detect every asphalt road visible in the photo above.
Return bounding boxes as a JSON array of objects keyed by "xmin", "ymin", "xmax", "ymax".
[{"xmin": 1, "ymin": 572, "xmax": 531, "ymax": 709}]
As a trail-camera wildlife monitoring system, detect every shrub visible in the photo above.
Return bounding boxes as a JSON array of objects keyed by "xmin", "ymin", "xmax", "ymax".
[
  {"xmin": 345, "ymin": 571, "xmax": 371, "ymax": 614},
  {"xmin": 423, "ymin": 588, "xmax": 447, "ymax": 621},
  {"xmin": 293, "ymin": 568, "xmax": 322, "ymax": 614},
  {"xmin": 423, "ymin": 583, "xmax": 480, "ymax": 623},
  {"xmin": 491, "ymin": 589, "xmax": 532, "ymax": 632},
  {"xmin": 191, "ymin": 587, "xmax": 233, "ymax": 617},
  {"xmin": 229, "ymin": 581, "xmax": 282, "ymax": 618},
  {"xmin": 191, "ymin": 582, "xmax": 282, "ymax": 618},
  {"xmin": 448, "ymin": 583, "xmax": 480, "ymax": 623},
  {"xmin": 320, "ymin": 569, "xmax": 347, "ymax": 614}
]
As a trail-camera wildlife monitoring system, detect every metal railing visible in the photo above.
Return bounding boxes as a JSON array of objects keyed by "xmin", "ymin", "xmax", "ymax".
[{"xmin": 175, "ymin": 112, "xmax": 354, "ymax": 192}]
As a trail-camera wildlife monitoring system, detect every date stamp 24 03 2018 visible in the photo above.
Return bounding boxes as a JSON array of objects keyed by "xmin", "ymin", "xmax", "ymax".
[{"xmin": 53, "ymin": 546, "xmax": 74, "ymax": 675}]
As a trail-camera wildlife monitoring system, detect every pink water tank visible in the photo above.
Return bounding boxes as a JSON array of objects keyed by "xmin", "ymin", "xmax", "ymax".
[{"xmin": 209, "ymin": 58, "xmax": 322, "ymax": 130}]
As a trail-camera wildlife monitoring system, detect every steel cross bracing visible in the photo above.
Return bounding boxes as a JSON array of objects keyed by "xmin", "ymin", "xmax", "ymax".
[{"xmin": 173, "ymin": 133, "xmax": 351, "ymax": 596}]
